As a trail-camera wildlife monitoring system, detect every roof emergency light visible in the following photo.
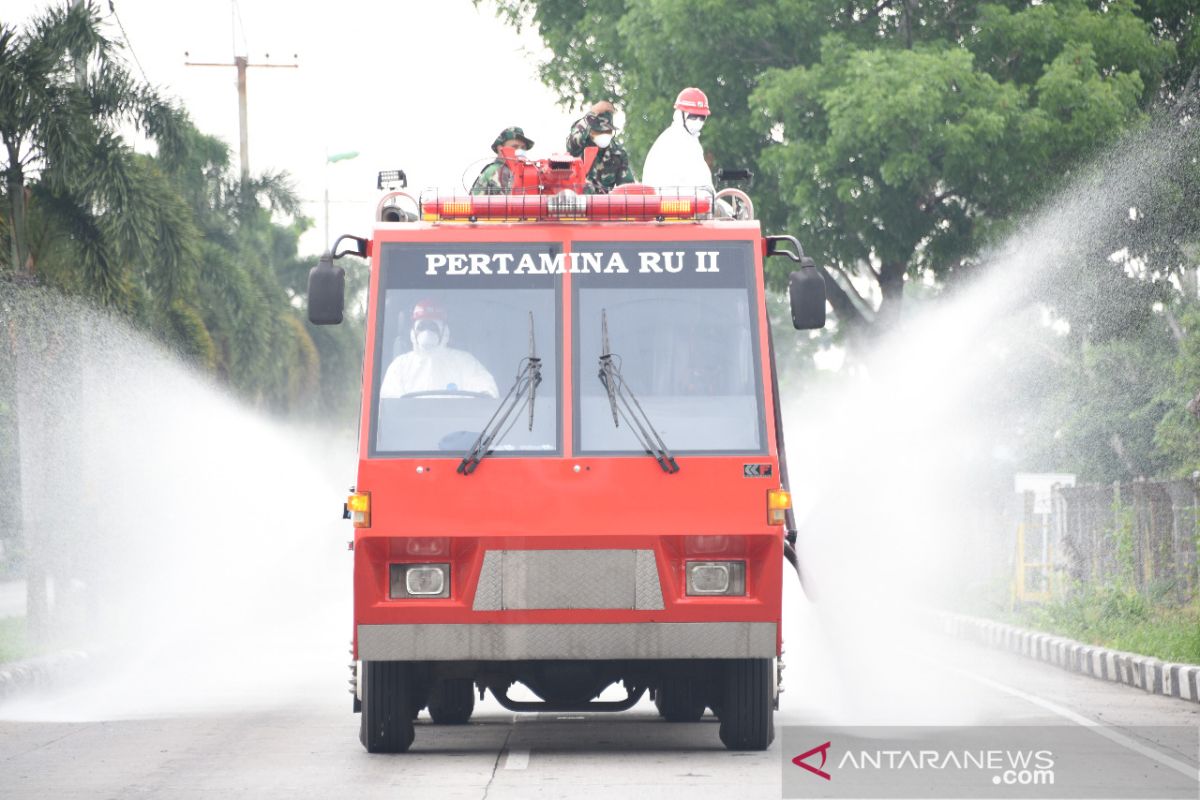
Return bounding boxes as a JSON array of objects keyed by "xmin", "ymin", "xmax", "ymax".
[{"xmin": 420, "ymin": 189, "xmax": 712, "ymax": 223}]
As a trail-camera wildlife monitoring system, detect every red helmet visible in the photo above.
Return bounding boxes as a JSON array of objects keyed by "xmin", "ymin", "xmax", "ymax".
[
  {"xmin": 674, "ymin": 87, "xmax": 711, "ymax": 116},
  {"xmin": 411, "ymin": 299, "xmax": 446, "ymax": 322}
]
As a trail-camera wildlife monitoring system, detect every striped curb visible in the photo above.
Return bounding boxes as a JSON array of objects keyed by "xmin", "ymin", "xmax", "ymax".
[
  {"xmin": 0, "ymin": 650, "xmax": 92, "ymax": 702},
  {"xmin": 936, "ymin": 612, "xmax": 1200, "ymax": 704}
]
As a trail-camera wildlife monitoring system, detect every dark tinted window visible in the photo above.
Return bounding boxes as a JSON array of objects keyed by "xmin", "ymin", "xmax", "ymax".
[{"xmin": 572, "ymin": 241, "xmax": 765, "ymax": 454}]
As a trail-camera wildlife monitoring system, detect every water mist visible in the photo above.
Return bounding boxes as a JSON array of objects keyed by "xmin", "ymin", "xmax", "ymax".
[
  {"xmin": 0, "ymin": 290, "xmax": 355, "ymax": 720},
  {"xmin": 776, "ymin": 115, "xmax": 1199, "ymax": 726}
]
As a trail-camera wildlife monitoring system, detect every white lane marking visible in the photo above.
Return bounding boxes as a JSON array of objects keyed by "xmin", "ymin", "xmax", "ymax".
[
  {"xmin": 503, "ymin": 749, "xmax": 530, "ymax": 770},
  {"xmin": 939, "ymin": 661, "xmax": 1200, "ymax": 781}
]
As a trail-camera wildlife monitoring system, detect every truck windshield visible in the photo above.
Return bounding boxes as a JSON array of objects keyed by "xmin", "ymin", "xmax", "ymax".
[
  {"xmin": 369, "ymin": 242, "xmax": 560, "ymax": 457},
  {"xmin": 572, "ymin": 240, "xmax": 766, "ymax": 455}
]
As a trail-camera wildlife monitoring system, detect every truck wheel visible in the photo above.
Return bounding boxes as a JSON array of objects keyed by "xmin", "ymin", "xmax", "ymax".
[
  {"xmin": 359, "ymin": 660, "xmax": 415, "ymax": 753},
  {"xmin": 427, "ymin": 678, "xmax": 475, "ymax": 724},
  {"xmin": 718, "ymin": 659, "xmax": 774, "ymax": 751},
  {"xmin": 655, "ymin": 678, "xmax": 706, "ymax": 722}
]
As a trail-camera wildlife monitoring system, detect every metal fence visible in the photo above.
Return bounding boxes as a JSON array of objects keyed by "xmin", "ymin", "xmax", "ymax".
[{"xmin": 1015, "ymin": 480, "xmax": 1200, "ymax": 604}]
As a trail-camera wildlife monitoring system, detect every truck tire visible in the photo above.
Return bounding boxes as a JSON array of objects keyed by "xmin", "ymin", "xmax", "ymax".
[
  {"xmin": 718, "ymin": 658, "xmax": 774, "ymax": 751},
  {"xmin": 427, "ymin": 678, "xmax": 475, "ymax": 724},
  {"xmin": 359, "ymin": 660, "xmax": 415, "ymax": 753},
  {"xmin": 655, "ymin": 677, "xmax": 706, "ymax": 722}
]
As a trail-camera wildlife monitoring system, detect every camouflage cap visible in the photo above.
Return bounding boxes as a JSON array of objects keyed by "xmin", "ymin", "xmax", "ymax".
[
  {"xmin": 585, "ymin": 110, "xmax": 616, "ymax": 133},
  {"xmin": 491, "ymin": 126, "xmax": 534, "ymax": 153}
]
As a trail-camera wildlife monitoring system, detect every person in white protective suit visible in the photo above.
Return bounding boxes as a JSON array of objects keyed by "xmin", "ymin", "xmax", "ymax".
[
  {"xmin": 641, "ymin": 87, "xmax": 714, "ymax": 193},
  {"xmin": 379, "ymin": 300, "xmax": 499, "ymax": 399}
]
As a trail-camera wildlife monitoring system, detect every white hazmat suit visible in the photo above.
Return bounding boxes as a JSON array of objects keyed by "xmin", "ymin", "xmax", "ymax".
[
  {"xmin": 380, "ymin": 318, "xmax": 499, "ymax": 398},
  {"xmin": 642, "ymin": 110, "xmax": 713, "ymax": 193}
]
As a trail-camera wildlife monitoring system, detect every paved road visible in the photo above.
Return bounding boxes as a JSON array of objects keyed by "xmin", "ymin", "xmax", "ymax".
[{"xmin": 1, "ymin": 605, "xmax": 1196, "ymax": 800}]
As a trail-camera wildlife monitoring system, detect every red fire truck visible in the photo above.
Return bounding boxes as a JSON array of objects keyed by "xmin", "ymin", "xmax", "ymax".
[{"xmin": 308, "ymin": 151, "xmax": 826, "ymax": 753}]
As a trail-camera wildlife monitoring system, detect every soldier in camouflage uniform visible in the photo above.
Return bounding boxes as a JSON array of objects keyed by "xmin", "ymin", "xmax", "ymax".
[
  {"xmin": 471, "ymin": 126, "xmax": 535, "ymax": 195},
  {"xmin": 565, "ymin": 101, "xmax": 636, "ymax": 194}
]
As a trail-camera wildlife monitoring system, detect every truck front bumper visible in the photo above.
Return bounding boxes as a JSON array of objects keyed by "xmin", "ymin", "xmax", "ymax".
[{"xmin": 357, "ymin": 621, "xmax": 776, "ymax": 661}]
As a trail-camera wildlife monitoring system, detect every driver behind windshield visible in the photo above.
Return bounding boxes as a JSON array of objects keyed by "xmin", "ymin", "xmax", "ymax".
[{"xmin": 380, "ymin": 300, "xmax": 500, "ymax": 399}]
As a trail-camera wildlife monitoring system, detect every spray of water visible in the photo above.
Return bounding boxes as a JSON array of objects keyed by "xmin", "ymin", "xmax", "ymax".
[
  {"xmin": 777, "ymin": 115, "xmax": 1198, "ymax": 725},
  {"xmin": 0, "ymin": 290, "xmax": 355, "ymax": 720}
]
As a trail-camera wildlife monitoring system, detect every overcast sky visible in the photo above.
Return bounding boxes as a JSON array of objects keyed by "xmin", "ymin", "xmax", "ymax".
[{"xmin": 9, "ymin": 0, "xmax": 584, "ymax": 255}]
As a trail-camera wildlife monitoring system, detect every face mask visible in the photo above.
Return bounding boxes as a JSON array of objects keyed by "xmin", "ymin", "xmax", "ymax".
[
  {"xmin": 514, "ymin": 148, "xmax": 527, "ymax": 157},
  {"xmin": 684, "ymin": 118, "xmax": 705, "ymax": 136},
  {"xmin": 415, "ymin": 329, "xmax": 441, "ymax": 351},
  {"xmin": 592, "ymin": 133, "xmax": 613, "ymax": 149}
]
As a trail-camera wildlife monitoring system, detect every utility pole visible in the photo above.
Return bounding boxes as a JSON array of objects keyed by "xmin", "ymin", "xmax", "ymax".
[{"xmin": 185, "ymin": 53, "xmax": 298, "ymax": 178}]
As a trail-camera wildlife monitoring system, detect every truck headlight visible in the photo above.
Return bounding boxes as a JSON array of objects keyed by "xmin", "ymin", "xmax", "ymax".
[
  {"xmin": 685, "ymin": 560, "xmax": 746, "ymax": 596},
  {"xmin": 389, "ymin": 563, "xmax": 450, "ymax": 598}
]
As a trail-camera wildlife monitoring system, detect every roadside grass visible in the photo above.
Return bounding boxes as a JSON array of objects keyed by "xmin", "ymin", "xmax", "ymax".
[
  {"xmin": 1009, "ymin": 588, "xmax": 1200, "ymax": 665},
  {"xmin": 0, "ymin": 616, "xmax": 32, "ymax": 663}
]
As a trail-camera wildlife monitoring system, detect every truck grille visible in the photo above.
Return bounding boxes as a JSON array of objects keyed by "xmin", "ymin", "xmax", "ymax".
[{"xmin": 472, "ymin": 549, "xmax": 664, "ymax": 611}]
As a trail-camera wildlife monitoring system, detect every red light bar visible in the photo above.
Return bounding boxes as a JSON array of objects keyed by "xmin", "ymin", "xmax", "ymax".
[{"xmin": 421, "ymin": 191, "xmax": 712, "ymax": 222}]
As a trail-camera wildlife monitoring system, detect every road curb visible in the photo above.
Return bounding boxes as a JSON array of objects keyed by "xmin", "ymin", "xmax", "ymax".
[
  {"xmin": 0, "ymin": 650, "xmax": 91, "ymax": 702},
  {"xmin": 936, "ymin": 611, "xmax": 1200, "ymax": 704}
]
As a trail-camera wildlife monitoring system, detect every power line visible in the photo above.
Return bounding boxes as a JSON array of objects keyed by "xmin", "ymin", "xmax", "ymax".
[
  {"xmin": 232, "ymin": 0, "xmax": 250, "ymax": 57},
  {"xmin": 106, "ymin": 1, "xmax": 149, "ymax": 85}
]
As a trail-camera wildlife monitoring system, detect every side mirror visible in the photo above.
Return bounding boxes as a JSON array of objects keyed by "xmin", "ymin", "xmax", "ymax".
[
  {"xmin": 764, "ymin": 235, "xmax": 828, "ymax": 330},
  {"xmin": 308, "ymin": 252, "xmax": 345, "ymax": 325},
  {"xmin": 788, "ymin": 260, "xmax": 827, "ymax": 330},
  {"xmin": 332, "ymin": 234, "xmax": 368, "ymax": 260}
]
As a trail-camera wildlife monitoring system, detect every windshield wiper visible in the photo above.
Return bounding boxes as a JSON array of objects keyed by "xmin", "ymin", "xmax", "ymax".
[
  {"xmin": 458, "ymin": 312, "xmax": 542, "ymax": 475},
  {"xmin": 597, "ymin": 309, "xmax": 680, "ymax": 474}
]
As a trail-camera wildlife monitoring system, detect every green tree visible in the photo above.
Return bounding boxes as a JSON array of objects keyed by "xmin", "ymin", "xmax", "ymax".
[
  {"xmin": 1155, "ymin": 306, "xmax": 1200, "ymax": 475},
  {"xmin": 140, "ymin": 117, "xmax": 343, "ymax": 415},
  {"xmin": 1129, "ymin": 0, "xmax": 1199, "ymax": 102},
  {"xmin": 1056, "ymin": 326, "xmax": 1174, "ymax": 481},
  {"xmin": 754, "ymin": 0, "xmax": 1172, "ymax": 340},
  {"xmin": 0, "ymin": 1, "xmax": 193, "ymax": 306},
  {"xmin": 276, "ymin": 247, "xmax": 370, "ymax": 422}
]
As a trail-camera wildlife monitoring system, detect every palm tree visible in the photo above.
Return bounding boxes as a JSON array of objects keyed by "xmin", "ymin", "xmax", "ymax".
[
  {"xmin": 156, "ymin": 126, "xmax": 323, "ymax": 409},
  {"xmin": 0, "ymin": 1, "xmax": 193, "ymax": 305}
]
